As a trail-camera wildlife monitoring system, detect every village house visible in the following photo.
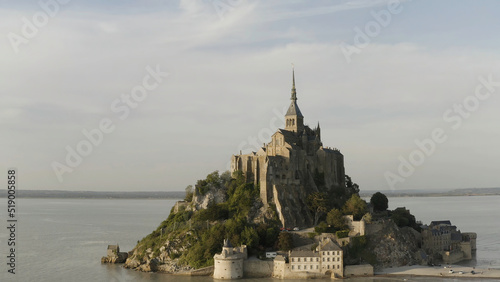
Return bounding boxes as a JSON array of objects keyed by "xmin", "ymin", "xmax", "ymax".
[{"xmin": 273, "ymin": 237, "xmax": 344, "ymax": 279}]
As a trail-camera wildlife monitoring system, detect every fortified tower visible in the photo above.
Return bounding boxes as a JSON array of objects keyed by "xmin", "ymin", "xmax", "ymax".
[
  {"xmin": 230, "ymin": 69, "xmax": 346, "ymax": 228},
  {"xmin": 213, "ymin": 239, "xmax": 247, "ymax": 279}
]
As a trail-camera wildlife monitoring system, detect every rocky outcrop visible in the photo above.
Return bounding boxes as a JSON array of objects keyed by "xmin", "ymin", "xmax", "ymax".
[
  {"xmin": 363, "ymin": 221, "xmax": 422, "ymax": 269},
  {"xmin": 101, "ymin": 251, "xmax": 128, "ymax": 264},
  {"xmin": 191, "ymin": 189, "xmax": 226, "ymax": 211},
  {"xmin": 124, "ymin": 231, "xmax": 195, "ymax": 273},
  {"xmin": 273, "ymin": 184, "xmax": 315, "ymax": 228}
]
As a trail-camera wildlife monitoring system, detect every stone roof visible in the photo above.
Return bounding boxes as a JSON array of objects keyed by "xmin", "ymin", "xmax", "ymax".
[
  {"xmin": 223, "ymin": 239, "xmax": 233, "ymax": 248},
  {"xmin": 285, "ymin": 100, "xmax": 303, "ymax": 117},
  {"xmin": 107, "ymin": 245, "xmax": 118, "ymax": 250},
  {"xmin": 319, "ymin": 238, "xmax": 342, "ymax": 251},
  {"xmin": 431, "ymin": 220, "xmax": 452, "ymax": 226},
  {"xmin": 290, "ymin": 250, "xmax": 320, "ymax": 258},
  {"xmin": 274, "ymin": 255, "xmax": 286, "ymax": 261}
]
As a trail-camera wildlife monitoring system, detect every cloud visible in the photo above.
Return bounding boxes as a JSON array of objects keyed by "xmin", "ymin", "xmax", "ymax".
[{"xmin": 1, "ymin": 1, "xmax": 499, "ymax": 191}]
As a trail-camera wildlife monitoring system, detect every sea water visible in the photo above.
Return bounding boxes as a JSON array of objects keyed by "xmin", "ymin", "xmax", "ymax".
[{"xmin": 0, "ymin": 196, "xmax": 498, "ymax": 282}]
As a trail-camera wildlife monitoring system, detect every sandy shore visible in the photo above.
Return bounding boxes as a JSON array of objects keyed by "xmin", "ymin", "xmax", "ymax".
[{"xmin": 377, "ymin": 265, "xmax": 500, "ymax": 279}]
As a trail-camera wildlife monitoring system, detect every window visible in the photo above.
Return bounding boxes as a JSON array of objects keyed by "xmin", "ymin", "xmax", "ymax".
[
  {"xmin": 292, "ymin": 265, "xmax": 294, "ymax": 270},
  {"xmin": 316, "ymin": 265, "xmax": 318, "ymax": 269},
  {"xmin": 298, "ymin": 265, "xmax": 301, "ymax": 270},
  {"xmin": 328, "ymin": 265, "xmax": 330, "ymax": 269},
  {"xmin": 327, "ymin": 258, "xmax": 330, "ymax": 262},
  {"xmin": 322, "ymin": 258, "xmax": 325, "ymax": 262},
  {"xmin": 322, "ymin": 252, "xmax": 325, "ymax": 255},
  {"xmin": 327, "ymin": 252, "xmax": 330, "ymax": 255},
  {"xmin": 310, "ymin": 265, "xmax": 313, "ymax": 270},
  {"xmin": 337, "ymin": 265, "xmax": 340, "ymax": 269},
  {"xmin": 316, "ymin": 258, "xmax": 319, "ymax": 262},
  {"xmin": 298, "ymin": 258, "xmax": 300, "ymax": 262},
  {"xmin": 291, "ymin": 258, "xmax": 294, "ymax": 262}
]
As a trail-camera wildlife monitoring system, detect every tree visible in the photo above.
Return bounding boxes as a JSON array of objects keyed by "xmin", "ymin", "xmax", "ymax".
[
  {"xmin": 184, "ymin": 185, "xmax": 193, "ymax": 202},
  {"xmin": 370, "ymin": 192, "xmax": 388, "ymax": 212},
  {"xmin": 326, "ymin": 208, "xmax": 346, "ymax": 230},
  {"xmin": 391, "ymin": 207, "xmax": 418, "ymax": 230},
  {"xmin": 277, "ymin": 232, "xmax": 293, "ymax": 251},
  {"xmin": 241, "ymin": 226, "xmax": 259, "ymax": 249},
  {"xmin": 345, "ymin": 175, "xmax": 360, "ymax": 195},
  {"xmin": 307, "ymin": 192, "xmax": 329, "ymax": 225},
  {"xmin": 342, "ymin": 194, "xmax": 367, "ymax": 220}
]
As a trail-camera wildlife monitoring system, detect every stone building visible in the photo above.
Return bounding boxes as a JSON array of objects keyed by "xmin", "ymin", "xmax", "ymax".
[
  {"xmin": 274, "ymin": 237, "xmax": 344, "ymax": 279},
  {"xmin": 102, "ymin": 244, "xmax": 128, "ymax": 264},
  {"xmin": 290, "ymin": 250, "xmax": 321, "ymax": 272},
  {"xmin": 344, "ymin": 215, "xmax": 366, "ymax": 236},
  {"xmin": 317, "ymin": 237, "xmax": 343, "ymax": 277},
  {"xmin": 421, "ymin": 220, "xmax": 476, "ymax": 264},
  {"xmin": 213, "ymin": 239, "xmax": 248, "ymax": 279},
  {"xmin": 230, "ymin": 70, "xmax": 345, "ymax": 228}
]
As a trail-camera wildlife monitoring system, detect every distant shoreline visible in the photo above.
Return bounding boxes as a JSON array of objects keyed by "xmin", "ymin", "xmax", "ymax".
[
  {"xmin": 1, "ymin": 187, "xmax": 499, "ymax": 199},
  {"xmin": 0, "ymin": 189, "xmax": 184, "ymax": 199},
  {"xmin": 360, "ymin": 187, "xmax": 500, "ymax": 198}
]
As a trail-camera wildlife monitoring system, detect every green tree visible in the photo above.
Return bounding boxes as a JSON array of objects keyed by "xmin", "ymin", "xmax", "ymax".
[
  {"xmin": 314, "ymin": 221, "xmax": 329, "ymax": 234},
  {"xmin": 343, "ymin": 194, "xmax": 367, "ymax": 220},
  {"xmin": 370, "ymin": 192, "xmax": 388, "ymax": 212},
  {"xmin": 326, "ymin": 208, "xmax": 346, "ymax": 230},
  {"xmin": 241, "ymin": 226, "xmax": 259, "ymax": 249},
  {"xmin": 184, "ymin": 185, "xmax": 194, "ymax": 202},
  {"xmin": 391, "ymin": 207, "xmax": 418, "ymax": 230},
  {"xmin": 345, "ymin": 175, "xmax": 360, "ymax": 195},
  {"xmin": 307, "ymin": 192, "xmax": 329, "ymax": 225},
  {"xmin": 277, "ymin": 232, "xmax": 293, "ymax": 251}
]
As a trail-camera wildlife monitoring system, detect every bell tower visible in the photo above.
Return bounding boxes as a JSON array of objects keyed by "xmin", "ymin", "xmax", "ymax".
[{"xmin": 285, "ymin": 66, "xmax": 304, "ymax": 132}]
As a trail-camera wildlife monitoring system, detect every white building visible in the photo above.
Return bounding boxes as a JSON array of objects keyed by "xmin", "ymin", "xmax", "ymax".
[
  {"xmin": 290, "ymin": 250, "xmax": 321, "ymax": 272},
  {"xmin": 317, "ymin": 237, "xmax": 344, "ymax": 277},
  {"xmin": 213, "ymin": 239, "xmax": 247, "ymax": 279},
  {"xmin": 280, "ymin": 237, "xmax": 343, "ymax": 279}
]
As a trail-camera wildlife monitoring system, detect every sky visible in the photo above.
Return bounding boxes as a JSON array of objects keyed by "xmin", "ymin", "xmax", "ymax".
[{"xmin": 1, "ymin": 0, "xmax": 500, "ymax": 192}]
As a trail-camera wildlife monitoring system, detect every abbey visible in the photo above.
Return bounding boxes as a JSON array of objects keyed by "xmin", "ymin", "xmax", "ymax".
[{"xmin": 231, "ymin": 70, "xmax": 346, "ymax": 228}]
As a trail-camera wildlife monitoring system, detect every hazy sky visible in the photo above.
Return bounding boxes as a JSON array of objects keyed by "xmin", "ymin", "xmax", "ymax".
[{"xmin": 2, "ymin": 0, "xmax": 500, "ymax": 192}]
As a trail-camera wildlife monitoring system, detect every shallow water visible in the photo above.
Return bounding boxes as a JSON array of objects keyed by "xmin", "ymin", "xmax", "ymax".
[{"xmin": 0, "ymin": 195, "xmax": 498, "ymax": 281}]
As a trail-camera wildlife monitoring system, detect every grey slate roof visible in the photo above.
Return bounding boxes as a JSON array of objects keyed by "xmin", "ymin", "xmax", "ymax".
[
  {"xmin": 223, "ymin": 239, "xmax": 233, "ymax": 248},
  {"xmin": 319, "ymin": 239, "xmax": 342, "ymax": 251},
  {"xmin": 431, "ymin": 220, "xmax": 452, "ymax": 226},
  {"xmin": 285, "ymin": 100, "xmax": 303, "ymax": 117}
]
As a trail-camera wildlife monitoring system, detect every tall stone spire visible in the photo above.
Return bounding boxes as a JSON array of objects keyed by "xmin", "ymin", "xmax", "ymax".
[
  {"xmin": 285, "ymin": 65, "xmax": 304, "ymax": 132},
  {"xmin": 291, "ymin": 65, "xmax": 297, "ymax": 101}
]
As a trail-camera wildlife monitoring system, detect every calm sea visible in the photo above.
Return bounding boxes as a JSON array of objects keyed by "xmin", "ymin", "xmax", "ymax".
[{"xmin": 0, "ymin": 196, "xmax": 499, "ymax": 282}]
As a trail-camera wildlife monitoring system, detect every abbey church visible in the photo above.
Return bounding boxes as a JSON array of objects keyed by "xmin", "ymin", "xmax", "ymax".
[{"xmin": 231, "ymin": 70, "xmax": 346, "ymax": 227}]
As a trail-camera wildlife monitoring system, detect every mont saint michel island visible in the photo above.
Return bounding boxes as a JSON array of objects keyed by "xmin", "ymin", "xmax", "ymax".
[{"xmin": 102, "ymin": 71, "xmax": 483, "ymax": 280}]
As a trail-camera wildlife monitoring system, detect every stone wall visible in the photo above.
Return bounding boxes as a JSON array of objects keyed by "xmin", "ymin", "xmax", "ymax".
[
  {"xmin": 344, "ymin": 264, "xmax": 374, "ymax": 277},
  {"xmin": 344, "ymin": 215, "xmax": 365, "ymax": 236},
  {"xmin": 243, "ymin": 260, "xmax": 273, "ymax": 278},
  {"xmin": 213, "ymin": 258, "xmax": 243, "ymax": 279},
  {"xmin": 365, "ymin": 221, "xmax": 384, "ymax": 235},
  {"xmin": 442, "ymin": 250, "xmax": 465, "ymax": 264}
]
